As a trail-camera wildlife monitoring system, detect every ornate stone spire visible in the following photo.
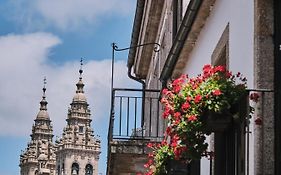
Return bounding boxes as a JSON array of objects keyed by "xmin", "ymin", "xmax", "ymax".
[
  {"xmin": 20, "ymin": 77, "xmax": 56, "ymax": 175},
  {"xmin": 33, "ymin": 77, "xmax": 53, "ymax": 140},
  {"xmin": 37, "ymin": 77, "xmax": 49, "ymax": 119},
  {"xmin": 73, "ymin": 58, "xmax": 87, "ymax": 102},
  {"xmin": 55, "ymin": 60, "xmax": 101, "ymax": 175}
]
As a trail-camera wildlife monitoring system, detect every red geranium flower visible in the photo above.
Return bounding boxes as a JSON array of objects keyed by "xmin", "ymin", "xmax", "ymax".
[
  {"xmin": 188, "ymin": 115, "xmax": 197, "ymax": 122},
  {"xmin": 161, "ymin": 139, "xmax": 167, "ymax": 146},
  {"xmin": 147, "ymin": 143, "xmax": 153, "ymax": 148},
  {"xmin": 214, "ymin": 65, "xmax": 225, "ymax": 72},
  {"xmin": 212, "ymin": 89, "xmax": 222, "ymax": 96},
  {"xmin": 194, "ymin": 94, "xmax": 202, "ymax": 103},
  {"xmin": 186, "ymin": 96, "xmax": 192, "ymax": 102},
  {"xmin": 250, "ymin": 92, "xmax": 259, "ymax": 103},
  {"xmin": 181, "ymin": 102, "xmax": 190, "ymax": 111},
  {"xmin": 163, "ymin": 107, "xmax": 173, "ymax": 119},
  {"xmin": 203, "ymin": 64, "xmax": 212, "ymax": 73},
  {"xmin": 173, "ymin": 85, "xmax": 181, "ymax": 93},
  {"xmin": 144, "ymin": 159, "xmax": 153, "ymax": 168},
  {"xmin": 162, "ymin": 88, "xmax": 169, "ymax": 95},
  {"xmin": 148, "ymin": 153, "xmax": 154, "ymax": 158},
  {"xmin": 165, "ymin": 126, "xmax": 172, "ymax": 135},
  {"xmin": 226, "ymin": 71, "xmax": 232, "ymax": 78},
  {"xmin": 174, "ymin": 112, "xmax": 181, "ymax": 119}
]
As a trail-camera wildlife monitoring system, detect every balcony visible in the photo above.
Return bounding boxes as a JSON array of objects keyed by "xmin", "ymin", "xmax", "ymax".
[
  {"xmin": 106, "ymin": 87, "xmax": 273, "ymax": 175},
  {"xmin": 107, "ymin": 88, "xmax": 162, "ymax": 174}
]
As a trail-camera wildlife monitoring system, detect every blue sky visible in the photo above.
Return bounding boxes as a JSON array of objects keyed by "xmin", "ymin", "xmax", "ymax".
[{"xmin": 0, "ymin": 0, "xmax": 138, "ymax": 174}]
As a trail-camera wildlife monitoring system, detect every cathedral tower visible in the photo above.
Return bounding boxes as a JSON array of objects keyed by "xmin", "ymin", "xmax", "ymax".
[
  {"xmin": 20, "ymin": 78, "xmax": 56, "ymax": 175},
  {"xmin": 55, "ymin": 60, "xmax": 101, "ymax": 175}
]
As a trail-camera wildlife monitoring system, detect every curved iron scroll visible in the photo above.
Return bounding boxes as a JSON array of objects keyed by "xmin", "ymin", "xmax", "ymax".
[{"xmin": 112, "ymin": 42, "xmax": 161, "ymax": 52}]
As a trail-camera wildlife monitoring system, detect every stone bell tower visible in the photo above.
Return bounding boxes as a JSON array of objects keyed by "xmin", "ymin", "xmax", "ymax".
[
  {"xmin": 19, "ymin": 78, "xmax": 56, "ymax": 175},
  {"xmin": 55, "ymin": 59, "xmax": 101, "ymax": 175}
]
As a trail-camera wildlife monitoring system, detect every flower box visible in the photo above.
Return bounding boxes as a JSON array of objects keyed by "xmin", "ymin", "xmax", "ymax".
[
  {"xmin": 203, "ymin": 96, "xmax": 247, "ymax": 132},
  {"xmin": 166, "ymin": 159, "xmax": 189, "ymax": 175},
  {"xmin": 203, "ymin": 111, "xmax": 233, "ymax": 132}
]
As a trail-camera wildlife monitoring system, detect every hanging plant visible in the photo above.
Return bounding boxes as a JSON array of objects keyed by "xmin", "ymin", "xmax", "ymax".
[{"xmin": 144, "ymin": 64, "xmax": 251, "ymax": 175}]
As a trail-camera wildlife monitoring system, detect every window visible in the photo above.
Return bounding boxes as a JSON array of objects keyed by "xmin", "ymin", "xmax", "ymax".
[
  {"xmin": 62, "ymin": 161, "xmax": 64, "ymax": 172},
  {"xmin": 71, "ymin": 163, "xmax": 79, "ymax": 175},
  {"xmin": 57, "ymin": 165, "xmax": 60, "ymax": 175},
  {"xmin": 211, "ymin": 25, "xmax": 230, "ymax": 175},
  {"xmin": 79, "ymin": 126, "xmax": 84, "ymax": 133},
  {"xmin": 85, "ymin": 164, "xmax": 93, "ymax": 175},
  {"xmin": 211, "ymin": 23, "xmax": 244, "ymax": 175}
]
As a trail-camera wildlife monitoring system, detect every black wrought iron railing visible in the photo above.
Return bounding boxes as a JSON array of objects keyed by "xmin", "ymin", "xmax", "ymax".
[
  {"xmin": 108, "ymin": 88, "xmax": 163, "ymax": 142},
  {"xmin": 208, "ymin": 89, "xmax": 274, "ymax": 175},
  {"xmin": 244, "ymin": 89, "xmax": 274, "ymax": 175}
]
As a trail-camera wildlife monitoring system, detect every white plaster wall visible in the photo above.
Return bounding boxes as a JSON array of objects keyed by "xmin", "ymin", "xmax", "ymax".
[
  {"xmin": 183, "ymin": 0, "xmax": 254, "ymax": 88},
  {"xmin": 182, "ymin": 0, "xmax": 191, "ymax": 17},
  {"xmin": 182, "ymin": 0, "xmax": 254, "ymax": 174}
]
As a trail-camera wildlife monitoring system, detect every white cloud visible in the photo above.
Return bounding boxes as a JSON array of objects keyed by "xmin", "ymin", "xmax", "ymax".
[
  {"xmin": 0, "ymin": 32, "xmax": 139, "ymax": 137},
  {"xmin": 7, "ymin": 0, "xmax": 136, "ymax": 31},
  {"xmin": 0, "ymin": 32, "xmax": 61, "ymax": 136}
]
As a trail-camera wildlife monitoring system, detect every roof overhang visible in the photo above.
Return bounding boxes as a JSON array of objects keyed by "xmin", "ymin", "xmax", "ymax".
[{"xmin": 127, "ymin": 0, "xmax": 164, "ymax": 79}]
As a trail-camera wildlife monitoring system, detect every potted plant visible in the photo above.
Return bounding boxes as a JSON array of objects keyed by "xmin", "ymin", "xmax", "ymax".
[{"xmin": 144, "ymin": 65, "xmax": 249, "ymax": 175}]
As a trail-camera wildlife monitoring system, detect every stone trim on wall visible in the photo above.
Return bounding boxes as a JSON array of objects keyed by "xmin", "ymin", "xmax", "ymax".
[
  {"xmin": 211, "ymin": 23, "xmax": 229, "ymax": 68},
  {"xmin": 254, "ymin": 0, "xmax": 274, "ymax": 174},
  {"xmin": 209, "ymin": 23, "xmax": 230, "ymax": 175}
]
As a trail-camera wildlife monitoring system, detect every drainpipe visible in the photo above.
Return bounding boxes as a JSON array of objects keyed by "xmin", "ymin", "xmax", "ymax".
[
  {"xmin": 127, "ymin": 64, "xmax": 146, "ymax": 130},
  {"xmin": 128, "ymin": 64, "xmax": 145, "ymax": 85},
  {"xmin": 159, "ymin": 0, "xmax": 202, "ymax": 85},
  {"xmin": 127, "ymin": 0, "xmax": 145, "ymax": 127}
]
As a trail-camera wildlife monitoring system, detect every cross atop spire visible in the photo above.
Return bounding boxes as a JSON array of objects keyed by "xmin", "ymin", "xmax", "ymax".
[
  {"xmin": 40, "ymin": 77, "xmax": 48, "ymax": 111},
  {"xmin": 43, "ymin": 76, "xmax": 47, "ymax": 98},
  {"xmin": 79, "ymin": 58, "xmax": 83, "ymax": 78},
  {"xmin": 76, "ymin": 58, "xmax": 85, "ymax": 94}
]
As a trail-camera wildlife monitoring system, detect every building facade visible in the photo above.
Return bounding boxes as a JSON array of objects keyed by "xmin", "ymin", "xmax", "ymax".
[
  {"xmin": 20, "ymin": 66, "xmax": 101, "ymax": 175},
  {"xmin": 108, "ymin": 0, "xmax": 278, "ymax": 174}
]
